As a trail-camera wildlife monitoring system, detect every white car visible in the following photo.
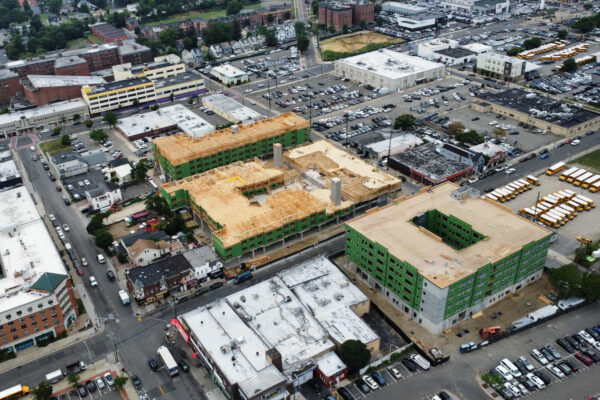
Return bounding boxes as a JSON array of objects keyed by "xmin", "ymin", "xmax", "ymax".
[
  {"xmin": 78, "ymin": 181, "xmax": 84, "ymax": 187},
  {"xmin": 489, "ymin": 120, "xmax": 498, "ymax": 125},
  {"xmin": 89, "ymin": 276, "xmax": 98, "ymax": 287},
  {"xmin": 593, "ymin": 341, "xmax": 600, "ymax": 352},
  {"xmin": 526, "ymin": 373, "xmax": 545, "ymax": 390},
  {"xmin": 97, "ymin": 254, "xmax": 106, "ymax": 264},
  {"xmin": 578, "ymin": 330, "xmax": 596, "ymax": 345},
  {"xmin": 546, "ymin": 364, "xmax": 565, "ymax": 379},
  {"xmin": 494, "ymin": 365, "xmax": 513, "ymax": 382},
  {"xmin": 494, "ymin": 166, "xmax": 505, "ymax": 172},
  {"xmin": 94, "ymin": 377, "xmax": 106, "ymax": 390},
  {"xmin": 81, "ymin": 257, "xmax": 88, "ymax": 267},
  {"xmin": 505, "ymin": 168, "xmax": 516, "ymax": 175},
  {"xmin": 571, "ymin": 139, "xmax": 581, "ymax": 146},
  {"xmin": 49, "ymin": 214, "xmax": 56, "ymax": 221},
  {"xmin": 362, "ymin": 375, "xmax": 379, "ymax": 390},
  {"xmin": 63, "ymin": 224, "xmax": 70, "ymax": 232},
  {"xmin": 518, "ymin": 356, "xmax": 534, "ymax": 372},
  {"xmin": 84, "ymin": 179, "xmax": 91, "ymax": 185},
  {"xmin": 517, "ymin": 383, "xmax": 529, "ymax": 396},
  {"xmin": 388, "ymin": 367, "xmax": 402, "ymax": 379},
  {"xmin": 30, "ymin": 146, "xmax": 36, "ymax": 152},
  {"xmin": 531, "ymin": 348, "xmax": 548, "ymax": 365},
  {"xmin": 468, "ymin": 177, "xmax": 478, "ymax": 184},
  {"xmin": 504, "ymin": 382, "xmax": 520, "ymax": 397}
]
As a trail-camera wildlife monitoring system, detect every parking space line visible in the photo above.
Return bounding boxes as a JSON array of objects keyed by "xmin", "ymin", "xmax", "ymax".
[
  {"xmin": 352, "ymin": 386, "xmax": 366, "ymax": 398},
  {"xmin": 383, "ymin": 369, "xmax": 396, "ymax": 383}
]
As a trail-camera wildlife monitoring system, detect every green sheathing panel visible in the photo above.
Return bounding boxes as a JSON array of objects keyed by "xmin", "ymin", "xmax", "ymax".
[
  {"xmin": 412, "ymin": 210, "xmax": 486, "ymax": 250},
  {"xmin": 215, "ymin": 206, "xmax": 354, "ymax": 260},
  {"xmin": 443, "ymin": 233, "xmax": 553, "ymax": 320},
  {"xmin": 154, "ymin": 128, "xmax": 310, "ymax": 180},
  {"xmin": 345, "ymin": 226, "xmax": 423, "ymax": 309},
  {"xmin": 161, "ymin": 187, "xmax": 189, "ymax": 209}
]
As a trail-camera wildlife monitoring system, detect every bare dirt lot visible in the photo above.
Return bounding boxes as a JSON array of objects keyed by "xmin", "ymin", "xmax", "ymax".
[{"xmin": 320, "ymin": 31, "xmax": 403, "ymax": 53}]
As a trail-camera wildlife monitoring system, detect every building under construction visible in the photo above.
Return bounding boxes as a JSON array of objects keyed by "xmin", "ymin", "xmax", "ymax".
[
  {"xmin": 161, "ymin": 140, "xmax": 401, "ymax": 260},
  {"xmin": 152, "ymin": 112, "xmax": 310, "ymax": 180}
]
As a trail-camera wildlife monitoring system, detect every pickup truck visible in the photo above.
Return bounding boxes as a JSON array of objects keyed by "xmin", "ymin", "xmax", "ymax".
[{"xmin": 65, "ymin": 361, "xmax": 87, "ymax": 375}]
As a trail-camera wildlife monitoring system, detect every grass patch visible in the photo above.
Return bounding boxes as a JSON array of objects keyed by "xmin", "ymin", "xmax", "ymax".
[
  {"xmin": 40, "ymin": 138, "xmax": 72, "ymax": 155},
  {"xmin": 481, "ymin": 372, "xmax": 504, "ymax": 388},
  {"xmin": 66, "ymin": 37, "xmax": 89, "ymax": 50},
  {"xmin": 320, "ymin": 32, "xmax": 403, "ymax": 61},
  {"xmin": 87, "ymin": 34, "xmax": 101, "ymax": 44},
  {"xmin": 40, "ymin": 13, "xmax": 48, "ymax": 25},
  {"xmin": 573, "ymin": 149, "xmax": 600, "ymax": 173},
  {"xmin": 322, "ymin": 41, "xmax": 397, "ymax": 61}
]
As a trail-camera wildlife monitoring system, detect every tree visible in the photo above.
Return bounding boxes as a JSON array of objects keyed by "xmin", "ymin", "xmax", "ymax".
[
  {"xmin": 394, "ymin": 114, "xmax": 417, "ymax": 131},
  {"xmin": 169, "ymin": 93, "xmax": 174, "ymax": 102},
  {"xmin": 493, "ymin": 127, "xmax": 506, "ymax": 139},
  {"xmin": 456, "ymin": 130, "xmax": 484, "ymax": 145},
  {"xmin": 342, "ymin": 24, "xmax": 348, "ymax": 34},
  {"xmin": 265, "ymin": 28, "xmax": 277, "ymax": 46},
  {"xmin": 114, "ymin": 375, "xmax": 128, "ymax": 390},
  {"xmin": 52, "ymin": 126, "xmax": 62, "ymax": 136},
  {"xmin": 294, "ymin": 21, "xmax": 306, "ymax": 37},
  {"xmin": 85, "ymin": 120, "xmax": 93, "ymax": 128},
  {"xmin": 572, "ymin": 16, "xmax": 596, "ymax": 33},
  {"xmin": 73, "ymin": 113, "xmax": 80, "ymax": 121},
  {"xmin": 132, "ymin": 159, "xmax": 150, "ymax": 183},
  {"xmin": 159, "ymin": 28, "xmax": 181, "ymax": 48},
  {"xmin": 90, "ymin": 129, "xmax": 108, "ymax": 142},
  {"xmin": 61, "ymin": 134, "xmax": 70, "ymax": 146},
  {"xmin": 297, "ymin": 35, "xmax": 309, "ymax": 52},
  {"xmin": 145, "ymin": 194, "xmax": 171, "ymax": 216},
  {"xmin": 557, "ymin": 29, "xmax": 568, "ymax": 40},
  {"xmin": 30, "ymin": 14, "xmax": 43, "ymax": 32},
  {"xmin": 311, "ymin": 0, "xmax": 319, "ymax": 15},
  {"xmin": 103, "ymin": 111, "xmax": 118, "ymax": 128},
  {"xmin": 152, "ymin": 104, "xmax": 160, "ymax": 111},
  {"xmin": 283, "ymin": 11, "xmax": 291, "ymax": 20},
  {"xmin": 548, "ymin": 264, "xmax": 582, "ymax": 298},
  {"xmin": 562, "ymin": 57, "xmax": 578, "ymax": 73},
  {"xmin": 67, "ymin": 374, "xmax": 80, "ymax": 390},
  {"xmin": 360, "ymin": 19, "xmax": 367, "ymax": 30},
  {"xmin": 507, "ymin": 46, "xmax": 523, "ymax": 56},
  {"xmin": 584, "ymin": 2, "xmax": 593, "ymax": 10},
  {"xmin": 448, "ymin": 122, "xmax": 465, "ymax": 136},
  {"xmin": 31, "ymin": 380, "xmax": 53, "ymax": 400},
  {"xmin": 86, "ymin": 212, "xmax": 108, "ymax": 234},
  {"xmin": 339, "ymin": 340, "xmax": 371, "ymax": 373},
  {"xmin": 328, "ymin": 25, "xmax": 335, "ymax": 33},
  {"xmin": 266, "ymin": 13, "xmax": 275, "ymax": 23},
  {"xmin": 522, "ymin": 37, "xmax": 542, "ymax": 50},
  {"xmin": 94, "ymin": 229, "xmax": 114, "ymax": 249},
  {"xmin": 164, "ymin": 214, "xmax": 185, "ymax": 235},
  {"xmin": 374, "ymin": 3, "xmax": 382, "ymax": 14},
  {"xmin": 227, "ymin": 0, "xmax": 243, "ymax": 15},
  {"xmin": 581, "ymin": 273, "xmax": 600, "ymax": 301}
]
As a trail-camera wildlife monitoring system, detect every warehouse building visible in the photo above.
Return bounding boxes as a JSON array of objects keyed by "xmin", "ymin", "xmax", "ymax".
[
  {"xmin": 345, "ymin": 182, "xmax": 553, "ymax": 333},
  {"xmin": 0, "ymin": 69, "xmax": 21, "ymax": 106},
  {"xmin": 210, "ymin": 64, "xmax": 249, "ymax": 86},
  {"xmin": 0, "ymin": 186, "xmax": 79, "ymax": 352},
  {"xmin": 22, "ymin": 75, "xmax": 106, "ymax": 106},
  {"xmin": 0, "ymin": 146, "xmax": 21, "ymax": 190},
  {"xmin": 394, "ymin": 12, "xmax": 447, "ymax": 31},
  {"xmin": 89, "ymin": 22, "xmax": 128, "ymax": 43},
  {"xmin": 0, "ymin": 99, "xmax": 89, "ymax": 138},
  {"xmin": 152, "ymin": 112, "xmax": 309, "ymax": 180},
  {"xmin": 176, "ymin": 258, "xmax": 378, "ymax": 399},
  {"xmin": 334, "ymin": 49, "xmax": 445, "ymax": 91},
  {"xmin": 364, "ymin": 133, "xmax": 423, "ymax": 159},
  {"xmin": 160, "ymin": 140, "xmax": 400, "ymax": 260},
  {"xmin": 202, "ymin": 93, "xmax": 264, "ymax": 124},
  {"xmin": 472, "ymin": 88, "xmax": 600, "ymax": 136},
  {"xmin": 116, "ymin": 104, "xmax": 215, "ymax": 140}
]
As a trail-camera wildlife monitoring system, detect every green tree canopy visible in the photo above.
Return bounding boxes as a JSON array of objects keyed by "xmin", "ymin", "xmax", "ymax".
[
  {"xmin": 90, "ymin": 129, "xmax": 108, "ymax": 142},
  {"xmin": 456, "ymin": 130, "xmax": 484, "ymax": 145},
  {"xmin": 339, "ymin": 340, "xmax": 371, "ymax": 373},
  {"xmin": 522, "ymin": 37, "xmax": 542, "ymax": 50},
  {"xmin": 448, "ymin": 122, "xmax": 465, "ymax": 136},
  {"xmin": 114, "ymin": 375, "xmax": 128, "ymax": 389},
  {"xmin": 145, "ymin": 195, "xmax": 171, "ymax": 215},
  {"xmin": 507, "ymin": 46, "xmax": 523, "ymax": 56},
  {"xmin": 557, "ymin": 29, "xmax": 568, "ymax": 40},
  {"xmin": 85, "ymin": 120, "xmax": 93, "ymax": 128},
  {"xmin": 103, "ymin": 111, "xmax": 118, "ymax": 128},
  {"xmin": 67, "ymin": 373, "xmax": 80, "ymax": 389},
  {"xmin": 61, "ymin": 134, "xmax": 70, "ymax": 146},
  {"xmin": 297, "ymin": 35, "xmax": 309, "ymax": 52},
  {"xmin": 394, "ymin": 114, "xmax": 417, "ymax": 131},
  {"xmin": 226, "ymin": 0, "xmax": 242, "ymax": 15},
  {"xmin": 94, "ymin": 229, "xmax": 114, "ymax": 249},
  {"xmin": 31, "ymin": 380, "xmax": 53, "ymax": 400},
  {"xmin": 562, "ymin": 57, "xmax": 578, "ymax": 73},
  {"xmin": 52, "ymin": 126, "xmax": 62, "ymax": 136}
]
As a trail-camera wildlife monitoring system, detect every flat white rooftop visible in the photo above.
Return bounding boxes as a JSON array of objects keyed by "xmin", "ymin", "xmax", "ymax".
[
  {"xmin": 202, "ymin": 93, "xmax": 264, "ymax": 123},
  {"xmin": 336, "ymin": 49, "xmax": 444, "ymax": 81},
  {"xmin": 366, "ymin": 133, "xmax": 423, "ymax": 154},
  {"xmin": 279, "ymin": 256, "xmax": 379, "ymax": 346},
  {"xmin": 316, "ymin": 351, "xmax": 346, "ymax": 377},
  {"xmin": 462, "ymin": 42, "xmax": 493, "ymax": 54},
  {"xmin": 0, "ymin": 99, "xmax": 87, "ymax": 126},
  {"xmin": 27, "ymin": 75, "xmax": 106, "ymax": 88},
  {"xmin": 116, "ymin": 104, "xmax": 214, "ymax": 138},
  {"xmin": 211, "ymin": 64, "xmax": 248, "ymax": 78},
  {"xmin": 227, "ymin": 277, "xmax": 334, "ymax": 374},
  {"xmin": 0, "ymin": 187, "xmax": 67, "ymax": 314},
  {"xmin": 181, "ymin": 300, "xmax": 284, "ymax": 387}
]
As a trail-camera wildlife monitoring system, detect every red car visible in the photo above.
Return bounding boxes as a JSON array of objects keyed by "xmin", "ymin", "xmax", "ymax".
[
  {"xmin": 56, "ymin": 185, "xmax": 62, "ymax": 192},
  {"xmin": 76, "ymin": 266, "xmax": 85, "ymax": 276},
  {"xmin": 564, "ymin": 138, "xmax": 573, "ymax": 144},
  {"xmin": 575, "ymin": 351, "xmax": 593, "ymax": 366}
]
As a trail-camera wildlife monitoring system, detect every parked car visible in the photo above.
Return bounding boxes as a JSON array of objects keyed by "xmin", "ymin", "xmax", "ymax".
[
  {"xmin": 575, "ymin": 352, "xmax": 593, "ymax": 366},
  {"xmin": 401, "ymin": 358, "xmax": 418, "ymax": 372},
  {"xmin": 77, "ymin": 385, "xmax": 88, "ymax": 397},
  {"xmin": 106, "ymin": 270, "xmax": 116, "ymax": 281},
  {"xmin": 530, "ymin": 349, "xmax": 548, "ymax": 365},
  {"xmin": 148, "ymin": 359, "xmax": 159, "ymax": 371},
  {"xmin": 338, "ymin": 387, "xmax": 353, "ymax": 400},
  {"xmin": 178, "ymin": 360, "xmax": 190, "ymax": 373},
  {"xmin": 131, "ymin": 375, "xmax": 142, "ymax": 389},
  {"xmin": 94, "ymin": 377, "xmax": 106, "ymax": 390},
  {"xmin": 545, "ymin": 344, "xmax": 562, "ymax": 359},
  {"xmin": 85, "ymin": 380, "xmax": 96, "ymax": 393},
  {"xmin": 362, "ymin": 375, "xmax": 379, "ymax": 390},
  {"xmin": 356, "ymin": 380, "xmax": 371, "ymax": 394},
  {"xmin": 370, "ymin": 371, "xmax": 386, "ymax": 386},
  {"xmin": 104, "ymin": 372, "xmax": 115, "ymax": 387},
  {"xmin": 388, "ymin": 367, "xmax": 402, "ymax": 379}
]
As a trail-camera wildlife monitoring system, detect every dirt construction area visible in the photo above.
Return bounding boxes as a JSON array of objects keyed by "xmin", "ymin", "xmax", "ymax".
[{"xmin": 320, "ymin": 31, "xmax": 403, "ymax": 53}]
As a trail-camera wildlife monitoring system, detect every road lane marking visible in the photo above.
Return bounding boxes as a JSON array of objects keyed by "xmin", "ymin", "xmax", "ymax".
[{"xmin": 159, "ymin": 385, "xmax": 165, "ymax": 395}]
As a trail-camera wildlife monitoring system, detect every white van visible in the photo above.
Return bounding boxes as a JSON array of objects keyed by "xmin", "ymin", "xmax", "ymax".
[
  {"xmin": 97, "ymin": 254, "xmax": 106, "ymax": 264},
  {"xmin": 500, "ymin": 358, "xmax": 521, "ymax": 378},
  {"xmin": 410, "ymin": 354, "xmax": 431, "ymax": 371},
  {"xmin": 494, "ymin": 365, "xmax": 513, "ymax": 382}
]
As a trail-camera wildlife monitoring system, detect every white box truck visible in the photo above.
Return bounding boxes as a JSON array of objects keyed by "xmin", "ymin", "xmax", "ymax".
[
  {"xmin": 527, "ymin": 305, "xmax": 558, "ymax": 322},
  {"xmin": 45, "ymin": 369, "xmax": 65, "ymax": 384},
  {"xmin": 118, "ymin": 290, "xmax": 131, "ymax": 305}
]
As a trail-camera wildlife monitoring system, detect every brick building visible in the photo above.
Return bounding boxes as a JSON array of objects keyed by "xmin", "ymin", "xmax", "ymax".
[
  {"xmin": 89, "ymin": 22, "xmax": 129, "ymax": 43},
  {"xmin": 81, "ymin": 45, "xmax": 121, "ymax": 72},
  {"xmin": 318, "ymin": 1, "xmax": 374, "ymax": 31},
  {"xmin": 118, "ymin": 39, "xmax": 154, "ymax": 65},
  {"xmin": 22, "ymin": 75, "xmax": 106, "ymax": 106},
  {"xmin": 0, "ymin": 69, "xmax": 21, "ymax": 106},
  {"xmin": 54, "ymin": 56, "xmax": 90, "ymax": 76},
  {"xmin": 0, "ymin": 186, "xmax": 79, "ymax": 352}
]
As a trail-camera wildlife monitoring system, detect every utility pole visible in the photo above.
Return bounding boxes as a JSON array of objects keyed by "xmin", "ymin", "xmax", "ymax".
[{"xmin": 267, "ymin": 79, "xmax": 272, "ymax": 110}]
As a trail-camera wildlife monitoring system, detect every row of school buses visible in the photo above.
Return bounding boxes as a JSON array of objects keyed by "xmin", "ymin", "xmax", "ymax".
[
  {"xmin": 483, "ymin": 176, "xmax": 540, "ymax": 203},
  {"xmin": 516, "ymin": 40, "xmax": 587, "ymax": 60},
  {"xmin": 519, "ymin": 189, "xmax": 596, "ymax": 228},
  {"xmin": 546, "ymin": 162, "xmax": 600, "ymax": 192}
]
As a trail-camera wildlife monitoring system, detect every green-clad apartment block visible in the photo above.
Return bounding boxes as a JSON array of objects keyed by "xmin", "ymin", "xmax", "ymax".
[
  {"xmin": 345, "ymin": 183, "xmax": 552, "ymax": 333},
  {"xmin": 152, "ymin": 112, "xmax": 310, "ymax": 180}
]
